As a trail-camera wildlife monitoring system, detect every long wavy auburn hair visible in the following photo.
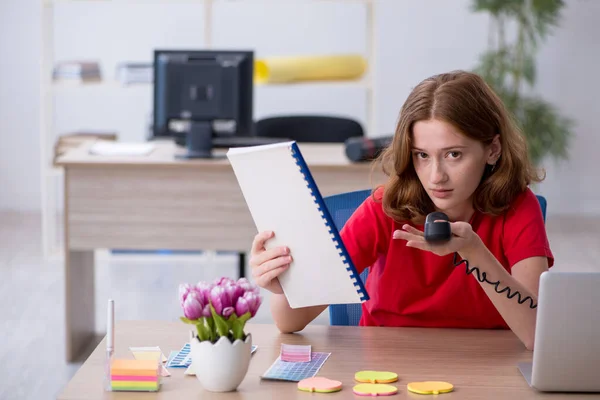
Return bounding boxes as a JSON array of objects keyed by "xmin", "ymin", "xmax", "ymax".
[{"xmin": 373, "ymin": 70, "xmax": 544, "ymax": 224}]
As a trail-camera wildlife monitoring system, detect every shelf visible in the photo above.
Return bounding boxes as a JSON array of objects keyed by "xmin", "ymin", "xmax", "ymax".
[
  {"xmin": 51, "ymin": 79, "xmax": 371, "ymax": 91},
  {"xmin": 52, "ymin": 80, "xmax": 150, "ymax": 89},
  {"xmin": 45, "ymin": 0, "xmax": 205, "ymax": 5},
  {"xmin": 45, "ymin": 0, "xmax": 371, "ymax": 3},
  {"xmin": 258, "ymin": 79, "xmax": 371, "ymax": 89},
  {"xmin": 45, "ymin": 0, "xmax": 370, "ymax": 4}
]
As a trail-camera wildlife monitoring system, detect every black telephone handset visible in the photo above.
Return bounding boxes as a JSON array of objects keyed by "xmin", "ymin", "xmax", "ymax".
[
  {"xmin": 423, "ymin": 212, "xmax": 537, "ymax": 309},
  {"xmin": 424, "ymin": 212, "xmax": 452, "ymax": 243}
]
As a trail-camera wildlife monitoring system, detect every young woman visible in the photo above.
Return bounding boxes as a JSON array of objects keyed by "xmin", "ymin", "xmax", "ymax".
[{"xmin": 249, "ymin": 70, "xmax": 554, "ymax": 350}]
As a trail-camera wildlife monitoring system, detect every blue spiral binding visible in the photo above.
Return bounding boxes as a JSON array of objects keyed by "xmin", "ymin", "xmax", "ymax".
[{"xmin": 289, "ymin": 142, "xmax": 369, "ymax": 302}]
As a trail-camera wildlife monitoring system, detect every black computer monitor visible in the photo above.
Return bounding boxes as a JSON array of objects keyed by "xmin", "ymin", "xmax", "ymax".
[{"xmin": 152, "ymin": 49, "xmax": 254, "ymax": 158}]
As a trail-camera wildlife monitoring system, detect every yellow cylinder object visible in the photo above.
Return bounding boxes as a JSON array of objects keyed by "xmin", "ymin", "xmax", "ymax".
[{"xmin": 254, "ymin": 54, "xmax": 367, "ymax": 84}]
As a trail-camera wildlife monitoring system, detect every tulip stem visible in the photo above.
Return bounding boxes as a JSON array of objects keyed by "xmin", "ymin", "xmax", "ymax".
[{"xmin": 210, "ymin": 304, "xmax": 230, "ymax": 339}]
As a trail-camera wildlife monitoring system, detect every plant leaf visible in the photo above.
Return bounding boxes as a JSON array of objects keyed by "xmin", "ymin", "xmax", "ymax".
[
  {"xmin": 231, "ymin": 312, "xmax": 252, "ymax": 341},
  {"xmin": 196, "ymin": 318, "xmax": 210, "ymax": 342},
  {"xmin": 231, "ymin": 319, "xmax": 244, "ymax": 341},
  {"xmin": 204, "ymin": 317, "xmax": 215, "ymax": 342},
  {"xmin": 210, "ymin": 304, "xmax": 230, "ymax": 339},
  {"xmin": 227, "ymin": 313, "xmax": 237, "ymax": 331}
]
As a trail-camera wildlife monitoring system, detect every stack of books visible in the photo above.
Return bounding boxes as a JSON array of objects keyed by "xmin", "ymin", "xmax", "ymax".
[
  {"xmin": 116, "ymin": 62, "xmax": 153, "ymax": 85},
  {"xmin": 53, "ymin": 61, "xmax": 101, "ymax": 83}
]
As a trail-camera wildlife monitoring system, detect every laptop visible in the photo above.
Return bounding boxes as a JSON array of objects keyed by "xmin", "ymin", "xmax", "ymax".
[{"xmin": 518, "ymin": 270, "xmax": 600, "ymax": 392}]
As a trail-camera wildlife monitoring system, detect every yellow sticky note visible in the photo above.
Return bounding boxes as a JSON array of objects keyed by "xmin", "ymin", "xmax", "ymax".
[
  {"xmin": 355, "ymin": 370, "xmax": 398, "ymax": 383},
  {"xmin": 129, "ymin": 347, "xmax": 167, "ymax": 363},
  {"xmin": 132, "ymin": 351, "xmax": 161, "ymax": 361},
  {"xmin": 407, "ymin": 381, "xmax": 454, "ymax": 395},
  {"xmin": 130, "ymin": 347, "xmax": 170, "ymax": 377}
]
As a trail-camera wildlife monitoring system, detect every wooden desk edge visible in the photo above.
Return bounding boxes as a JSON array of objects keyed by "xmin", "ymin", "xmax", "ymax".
[{"xmin": 54, "ymin": 140, "xmax": 379, "ymax": 171}]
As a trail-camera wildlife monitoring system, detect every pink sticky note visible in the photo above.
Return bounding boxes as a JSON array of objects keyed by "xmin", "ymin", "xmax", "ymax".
[{"xmin": 281, "ymin": 344, "xmax": 312, "ymax": 362}]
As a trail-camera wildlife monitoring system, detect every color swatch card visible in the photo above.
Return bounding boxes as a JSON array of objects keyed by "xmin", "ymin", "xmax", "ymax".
[
  {"xmin": 261, "ymin": 352, "xmax": 331, "ymax": 382},
  {"xmin": 281, "ymin": 344, "xmax": 312, "ymax": 362},
  {"xmin": 166, "ymin": 343, "xmax": 191, "ymax": 368}
]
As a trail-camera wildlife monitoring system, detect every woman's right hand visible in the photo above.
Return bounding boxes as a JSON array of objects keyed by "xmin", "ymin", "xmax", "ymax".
[{"xmin": 249, "ymin": 231, "xmax": 292, "ymax": 294}]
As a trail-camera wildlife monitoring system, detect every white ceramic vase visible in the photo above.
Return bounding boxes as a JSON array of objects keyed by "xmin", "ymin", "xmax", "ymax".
[{"xmin": 190, "ymin": 333, "xmax": 252, "ymax": 392}]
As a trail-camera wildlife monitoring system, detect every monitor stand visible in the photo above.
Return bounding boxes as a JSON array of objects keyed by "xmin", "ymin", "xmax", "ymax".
[{"xmin": 175, "ymin": 121, "xmax": 224, "ymax": 159}]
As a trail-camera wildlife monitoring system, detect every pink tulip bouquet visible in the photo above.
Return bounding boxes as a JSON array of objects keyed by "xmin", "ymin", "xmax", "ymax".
[{"xmin": 179, "ymin": 277, "xmax": 262, "ymax": 343}]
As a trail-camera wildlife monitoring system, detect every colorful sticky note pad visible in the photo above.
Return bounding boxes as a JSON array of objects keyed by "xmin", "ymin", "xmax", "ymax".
[
  {"xmin": 281, "ymin": 344, "xmax": 311, "ymax": 362},
  {"xmin": 110, "ymin": 359, "xmax": 160, "ymax": 392},
  {"xmin": 407, "ymin": 381, "xmax": 454, "ymax": 395},
  {"xmin": 298, "ymin": 377, "xmax": 342, "ymax": 393},
  {"xmin": 353, "ymin": 383, "xmax": 398, "ymax": 396},
  {"xmin": 355, "ymin": 370, "xmax": 398, "ymax": 383}
]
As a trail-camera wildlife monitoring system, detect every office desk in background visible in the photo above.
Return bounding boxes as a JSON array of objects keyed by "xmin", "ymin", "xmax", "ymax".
[
  {"xmin": 58, "ymin": 322, "xmax": 585, "ymax": 400},
  {"xmin": 56, "ymin": 140, "xmax": 383, "ymax": 362}
]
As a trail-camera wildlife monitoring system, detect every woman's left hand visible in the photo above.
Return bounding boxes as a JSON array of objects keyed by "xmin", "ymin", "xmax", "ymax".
[{"xmin": 392, "ymin": 222, "xmax": 479, "ymax": 257}]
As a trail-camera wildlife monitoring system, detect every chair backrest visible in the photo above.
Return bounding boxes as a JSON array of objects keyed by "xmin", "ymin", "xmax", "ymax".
[
  {"xmin": 324, "ymin": 191, "xmax": 548, "ymax": 326},
  {"xmin": 537, "ymin": 195, "xmax": 547, "ymax": 223},
  {"xmin": 323, "ymin": 189, "xmax": 372, "ymax": 326},
  {"xmin": 255, "ymin": 115, "xmax": 364, "ymax": 143}
]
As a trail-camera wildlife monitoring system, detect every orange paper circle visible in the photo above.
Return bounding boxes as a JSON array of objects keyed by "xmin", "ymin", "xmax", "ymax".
[
  {"xmin": 407, "ymin": 381, "xmax": 454, "ymax": 395},
  {"xmin": 297, "ymin": 377, "xmax": 342, "ymax": 393}
]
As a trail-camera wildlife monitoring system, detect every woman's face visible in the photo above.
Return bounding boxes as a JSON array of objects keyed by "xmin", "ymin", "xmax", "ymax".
[{"xmin": 411, "ymin": 118, "xmax": 500, "ymax": 221}]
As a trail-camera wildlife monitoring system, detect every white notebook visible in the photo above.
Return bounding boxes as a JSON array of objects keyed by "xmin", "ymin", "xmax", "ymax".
[
  {"xmin": 88, "ymin": 141, "xmax": 155, "ymax": 156},
  {"xmin": 227, "ymin": 141, "xmax": 368, "ymax": 309}
]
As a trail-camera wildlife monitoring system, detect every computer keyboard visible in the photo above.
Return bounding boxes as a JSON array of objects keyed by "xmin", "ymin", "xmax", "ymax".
[{"xmin": 212, "ymin": 136, "xmax": 290, "ymax": 148}]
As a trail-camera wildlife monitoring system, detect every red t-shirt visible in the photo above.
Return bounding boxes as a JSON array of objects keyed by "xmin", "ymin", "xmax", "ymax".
[{"xmin": 340, "ymin": 187, "xmax": 554, "ymax": 329}]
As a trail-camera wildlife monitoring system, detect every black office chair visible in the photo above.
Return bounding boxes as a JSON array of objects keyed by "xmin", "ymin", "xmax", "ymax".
[
  {"xmin": 234, "ymin": 115, "xmax": 364, "ymax": 279},
  {"xmin": 255, "ymin": 115, "xmax": 364, "ymax": 142}
]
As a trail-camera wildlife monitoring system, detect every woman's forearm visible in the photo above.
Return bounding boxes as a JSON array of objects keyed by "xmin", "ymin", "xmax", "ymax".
[
  {"xmin": 270, "ymin": 293, "xmax": 327, "ymax": 333},
  {"xmin": 459, "ymin": 237, "xmax": 538, "ymax": 350}
]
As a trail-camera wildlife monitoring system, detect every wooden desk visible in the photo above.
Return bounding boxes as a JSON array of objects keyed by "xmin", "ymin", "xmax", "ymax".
[
  {"xmin": 58, "ymin": 321, "xmax": 587, "ymax": 399},
  {"xmin": 56, "ymin": 141, "xmax": 383, "ymax": 362}
]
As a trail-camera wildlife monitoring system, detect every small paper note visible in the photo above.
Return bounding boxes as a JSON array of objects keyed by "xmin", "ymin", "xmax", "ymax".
[
  {"xmin": 129, "ymin": 346, "xmax": 167, "ymax": 363},
  {"xmin": 281, "ymin": 344, "xmax": 312, "ymax": 362},
  {"xmin": 130, "ymin": 346, "xmax": 170, "ymax": 377},
  {"xmin": 89, "ymin": 141, "xmax": 155, "ymax": 156}
]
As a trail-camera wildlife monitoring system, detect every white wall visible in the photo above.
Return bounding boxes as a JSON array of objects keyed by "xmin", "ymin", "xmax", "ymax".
[
  {"xmin": 0, "ymin": 0, "xmax": 41, "ymax": 210},
  {"xmin": 0, "ymin": 0, "xmax": 599, "ymax": 215},
  {"xmin": 534, "ymin": 1, "xmax": 600, "ymax": 215}
]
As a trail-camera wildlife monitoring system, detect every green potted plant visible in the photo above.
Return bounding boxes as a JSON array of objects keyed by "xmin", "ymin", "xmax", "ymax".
[{"xmin": 471, "ymin": 0, "xmax": 574, "ymax": 166}]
